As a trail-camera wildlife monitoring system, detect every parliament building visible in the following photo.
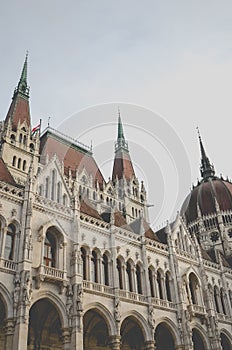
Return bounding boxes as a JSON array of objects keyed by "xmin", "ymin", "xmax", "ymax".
[{"xmin": 0, "ymin": 56, "xmax": 232, "ymax": 350}]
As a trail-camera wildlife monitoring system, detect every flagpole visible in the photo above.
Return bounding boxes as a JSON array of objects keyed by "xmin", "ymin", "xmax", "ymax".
[{"xmin": 39, "ymin": 119, "xmax": 42, "ymax": 135}]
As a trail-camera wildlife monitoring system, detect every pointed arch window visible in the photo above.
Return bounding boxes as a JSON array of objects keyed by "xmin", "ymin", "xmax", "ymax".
[
  {"xmin": 165, "ymin": 272, "xmax": 172, "ymax": 301},
  {"xmin": 117, "ymin": 258, "xmax": 123, "ymax": 290},
  {"xmin": 43, "ymin": 232, "xmax": 56, "ymax": 267},
  {"xmin": 148, "ymin": 267, "xmax": 155, "ymax": 297},
  {"xmin": 81, "ymin": 247, "xmax": 87, "ymax": 280},
  {"xmin": 157, "ymin": 270, "xmax": 163, "ymax": 299},
  {"xmin": 51, "ymin": 169, "xmax": 56, "ymax": 201},
  {"xmin": 102, "ymin": 253, "xmax": 109, "ymax": 286},
  {"xmin": 214, "ymin": 286, "xmax": 220, "ymax": 313},
  {"xmin": 4, "ymin": 224, "xmax": 16, "ymax": 260},
  {"xmin": 126, "ymin": 261, "xmax": 133, "ymax": 292},
  {"xmin": 136, "ymin": 264, "xmax": 142, "ymax": 294},
  {"xmin": 91, "ymin": 250, "xmax": 99, "ymax": 283},
  {"xmin": 57, "ymin": 182, "xmax": 61, "ymax": 203}
]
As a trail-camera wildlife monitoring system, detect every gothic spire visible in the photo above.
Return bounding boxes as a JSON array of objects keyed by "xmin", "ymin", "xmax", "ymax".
[
  {"xmin": 115, "ymin": 109, "xmax": 128, "ymax": 152},
  {"xmin": 197, "ymin": 127, "xmax": 215, "ymax": 180},
  {"xmin": 117, "ymin": 108, "xmax": 125, "ymax": 140},
  {"xmin": 15, "ymin": 52, "xmax": 29, "ymax": 98},
  {"xmin": 112, "ymin": 111, "xmax": 135, "ymax": 180}
]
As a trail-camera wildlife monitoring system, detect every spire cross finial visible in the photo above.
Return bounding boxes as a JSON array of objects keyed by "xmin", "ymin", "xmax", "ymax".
[{"xmin": 196, "ymin": 127, "xmax": 215, "ymax": 180}]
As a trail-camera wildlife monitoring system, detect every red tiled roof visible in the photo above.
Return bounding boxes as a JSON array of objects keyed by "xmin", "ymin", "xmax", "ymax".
[
  {"xmin": 112, "ymin": 149, "xmax": 135, "ymax": 180},
  {"xmin": 40, "ymin": 131, "xmax": 105, "ymax": 189},
  {"xmin": 80, "ymin": 200, "xmax": 102, "ymax": 220},
  {"xmin": 0, "ymin": 158, "xmax": 16, "ymax": 185},
  {"xmin": 5, "ymin": 94, "xmax": 30, "ymax": 131}
]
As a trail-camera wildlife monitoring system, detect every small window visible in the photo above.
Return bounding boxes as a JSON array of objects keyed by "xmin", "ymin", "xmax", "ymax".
[
  {"xmin": 12, "ymin": 156, "xmax": 17, "ymax": 167},
  {"xmin": 17, "ymin": 158, "xmax": 21, "ymax": 169},
  {"xmin": 22, "ymin": 160, "xmax": 26, "ymax": 171}
]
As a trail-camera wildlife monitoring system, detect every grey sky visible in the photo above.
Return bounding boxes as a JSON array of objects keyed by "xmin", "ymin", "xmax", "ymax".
[{"xmin": 1, "ymin": 1, "xmax": 232, "ymax": 227}]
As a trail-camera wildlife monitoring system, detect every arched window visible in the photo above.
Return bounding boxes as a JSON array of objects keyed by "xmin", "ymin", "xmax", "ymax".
[
  {"xmin": 19, "ymin": 133, "xmax": 22, "ymax": 143},
  {"xmin": 57, "ymin": 182, "xmax": 61, "ymax": 203},
  {"xmin": 22, "ymin": 160, "xmax": 26, "ymax": 171},
  {"xmin": 157, "ymin": 270, "xmax": 163, "ymax": 299},
  {"xmin": 29, "ymin": 143, "xmax": 34, "ymax": 152},
  {"xmin": 148, "ymin": 267, "xmax": 155, "ymax": 297},
  {"xmin": 51, "ymin": 169, "xmax": 56, "ymax": 201},
  {"xmin": 116, "ymin": 258, "xmax": 123, "ymax": 290},
  {"xmin": 39, "ymin": 185, "xmax": 43, "ymax": 196},
  {"xmin": 220, "ymin": 288, "xmax": 227, "ymax": 315},
  {"xmin": 189, "ymin": 273, "xmax": 199, "ymax": 305},
  {"xmin": 102, "ymin": 253, "xmax": 109, "ymax": 286},
  {"xmin": 93, "ymin": 191, "xmax": 96, "ymax": 200},
  {"xmin": 17, "ymin": 158, "xmax": 21, "ymax": 169},
  {"xmin": 126, "ymin": 261, "xmax": 133, "ymax": 292},
  {"xmin": 43, "ymin": 232, "xmax": 56, "ymax": 267},
  {"xmin": 81, "ymin": 247, "xmax": 87, "ymax": 280},
  {"xmin": 63, "ymin": 194, "xmax": 67, "ymax": 206},
  {"xmin": 12, "ymin": 156, "xmax": 16, "ymax": 167},
  {"xmin": 4, "ymin": 224, "xmax": 16, "ymax": 260},
  {"xmin": 91, "ymin": 250, "xmax": 98, "ymax": 283},
  {"xmin": 10, "ymin": 134, "xmax": 15, "ymax": 144},
  {"xmin": 214, "ymin": 286, "xmax": 220, "ymax": 313},
  {"xmin": 136, "ymin": 264, "xmax": 142, "ymax": 294},
  {"xmin": 23, "ymin": 135, "xmax": 27, "ymax": 146},
  {"xmin": 165, "ymin": 272, "xmax": 172, "ymax": 301}
]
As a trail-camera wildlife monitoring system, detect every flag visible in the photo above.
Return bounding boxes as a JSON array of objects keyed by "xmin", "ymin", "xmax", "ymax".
[{"xmin": 31, "ymin": 123, "xmax": 40, "ymax": 136}]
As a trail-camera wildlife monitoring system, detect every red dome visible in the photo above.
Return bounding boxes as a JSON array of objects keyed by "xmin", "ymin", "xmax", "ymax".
[{"xmin": 181, "ymin": 178, "xmax": 232, "ymax": 224}]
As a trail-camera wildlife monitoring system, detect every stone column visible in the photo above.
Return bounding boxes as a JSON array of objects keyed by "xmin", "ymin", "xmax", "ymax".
[
  {"xmin": 4, "ymin": 318, "xmax": 14, "ymax": 350},
  {"xmin": 62, "ymin": 327, "xmax": 71, "ymax": 350},
  {"xmin": 109, "ymin": 335, "xmax": 121, "ymax": 350},
  {"xmin": 145, "ymin": 340, "xmax": 155, "ymax": 350}
]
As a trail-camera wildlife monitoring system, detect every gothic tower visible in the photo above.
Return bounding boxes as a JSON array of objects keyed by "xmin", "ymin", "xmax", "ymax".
[
  {"xmin": 0, "ymin": 54, "xmax": 40, "ymax": 184},
  {"xmin": 112, "ymin": 112, "xmax": 149, "ymax": 223}
]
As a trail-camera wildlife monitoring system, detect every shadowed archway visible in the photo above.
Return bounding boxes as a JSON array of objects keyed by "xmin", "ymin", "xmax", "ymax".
[
  {"xmin": 192, "ymin": 328, "xmax": 206, "ymax": 350},
  {"xmin": 155, "ymin": 322, "xmax": 175, "ymax": 350},
  {"xmin": 83, "ymin": 309, "xmax": 110, "ymax": 349},
  {"xmin": 221, "ymin": 332, "xmax": 232, "ymax": 350},
  {"xmin": 121, "ymin": 316, "xmax": 145, "ymax": 350},
  {"xmin": 0, "ymin": 296, "xmax": 6, "ymax": 349},
  {"xmin": 27, "ymin": 298, "xmax": 62, "ymax": 349}
]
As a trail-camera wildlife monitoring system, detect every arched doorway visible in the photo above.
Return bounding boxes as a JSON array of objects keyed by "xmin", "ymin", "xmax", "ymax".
[
  {"xmin": 83, "ymin": 309, "xmax": 110, "ymax": 349},
  {"xmin": 155, "ymin": 322, "xmax": 175, "ymax": 350},
  {"xmin": 221, "ymin": 332, "xmax": 232, "ymax": 350},
  {"xmin": 192, "ymin": 328, "xmax": 206, "ymax": 350},
  {"xmin": 121, "ymin": 316, "xmax": 145, "ymax": 350},
  {"xmin": 27, "ymin": 298, "xmax": 62, "ymax": 349},
  {"xmin": 0, "ymin": 296, "xmax": 6, "ymax": 349}
]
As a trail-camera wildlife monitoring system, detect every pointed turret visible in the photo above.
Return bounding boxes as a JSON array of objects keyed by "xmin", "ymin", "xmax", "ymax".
[
  {"xmin": 112, "ymin": 111, "xmax": 135, "ymax": 180},
  {"xmin": 4, "ymin": 53, "xmax": 31, "ymax": 131},
  {"xmin": 197, "ymin": 128, "xmax": 215, "ymax": 180},
  {"xmin": 16, "ymin": 52, "xmax": 29, "ymax": 97}
]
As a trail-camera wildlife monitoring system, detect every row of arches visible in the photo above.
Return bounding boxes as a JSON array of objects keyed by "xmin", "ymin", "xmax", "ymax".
[
  {"xmin": 1, "ymin": 292, "xmax": 231, "ymax": 350},
  {"xmin": 38, "ymin": 169, "xmax": 68, "ymax": 205}
]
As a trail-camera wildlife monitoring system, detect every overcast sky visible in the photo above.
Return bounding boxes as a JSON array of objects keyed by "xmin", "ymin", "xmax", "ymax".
[{"xmin": 1, "ymin": 1, "xmax": 232, "ymax": 228}]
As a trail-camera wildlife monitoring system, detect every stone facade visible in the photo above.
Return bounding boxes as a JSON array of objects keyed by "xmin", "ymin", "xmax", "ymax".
[{"xmin": 0, "ymin": 57, "xmax": 232, "ymax": 350}]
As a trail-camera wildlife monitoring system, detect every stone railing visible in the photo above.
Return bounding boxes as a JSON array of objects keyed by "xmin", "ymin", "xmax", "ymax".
[
  {"xmin": 151, "ymin": 297, "xmax": 177, "ymax": 310},
  {"xmin": 83, "ymin": 281, "xmax": 114, "ymax": 295},
  {"xmin": 34, "ymin": 264, "xmax": 67, "ymax": 292},
  {"xmin": 118, "ymin": 289, "xmax": 147, "ymax": 303},
  {"xmin": 0, "ymin": 258, "xmax": 17, "ymax": 272},
  {"xmin": 187, "ymin": 303, "xmax": 206, "ymax": 315}
]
